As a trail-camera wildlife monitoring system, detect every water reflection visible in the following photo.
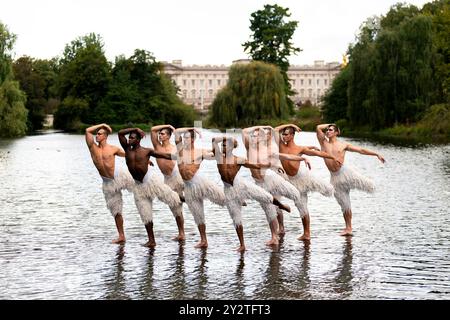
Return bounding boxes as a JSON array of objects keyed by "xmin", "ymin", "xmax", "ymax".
[
  {"xmin": 333, "ymin": 237, "xmax": 354, "ymax": 297},
  {"xmin": 254, "ymin": 247, "xmax": 283, "ymax": 299},
  {"xmin": 234, "ymin": 253, "xmax": 246, "ymax": 299},
  {"xmin": 168, "ymin": 243, "xmax": 187, "ymax": 299},
  {"xmin": 282, "ymin": 241, "xmax": 312, "ymax": 299},
  {"xmin": 102, "ymin": 245, "xmax": 130, "ymax": 300},
  {"xmin": 138, "ymin": 248, "xmax": 156, "ymax": 299},
  {"xmin": 296, "ymin": 241, "xmax": 312, "ymax": 298},
  {"xmin": 190, "ymin": 249, "xmax": 208, "ymax": 299}
]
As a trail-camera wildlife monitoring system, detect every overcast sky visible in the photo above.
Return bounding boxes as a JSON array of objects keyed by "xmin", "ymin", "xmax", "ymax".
[{"xmin": 2, "ymin": 0, "xmax": 431, "ymax": 66}]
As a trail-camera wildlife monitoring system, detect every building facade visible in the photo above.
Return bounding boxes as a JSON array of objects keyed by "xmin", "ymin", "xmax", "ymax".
[{"xmin": 162, "ymin": 59, "xmax": 341, "ymax": 111}]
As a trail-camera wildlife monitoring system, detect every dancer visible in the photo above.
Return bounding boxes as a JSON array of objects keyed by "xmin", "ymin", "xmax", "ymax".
[
  {"xmin": 174, "ymin": 127, "xmax": 225, "ymax": 249},
  {"xmin": 150, "ymin": 124, "xmax": 185, "ymax": 241},
  {"xmin": 85, "ymin": 123, "xmax": 133, "ymax": 244},
  {"xmin": 118, "ymin": 127, "xmax": 182, "ymax": 247},
  {"xmin": 316, "ymin": 123, "xmax": 385, "ymax": 236},
  {"xmin": 212, "ymin": 136, "xmax": 290, "ymax": 251},
  {"xmin": 274, "ymin": 124, "xmax": 340, "ymax": 241},
  {"xmin": 242, "ymin": 126, "xmax": 309, "ymax": 240}
]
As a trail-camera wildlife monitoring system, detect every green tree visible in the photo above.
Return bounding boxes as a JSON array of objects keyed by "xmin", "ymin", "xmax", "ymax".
[
  {"xmin": 53, "ymin": 96, "xmax": 88, "ymax": 131},
  {"xmin": 422, "ymin": 0, "xmax": 450, "ymax": 103},
  {"xmin": 0, "ymin": 22, "xmax": 27, "ymax": 137},
  {"xmin": 210, "ymin": 61, "xmax": 289, "ymax": 127},
  {"xmin": 322, "ymin": 66, "xmax": 350, "ymax": 122},
  {"xmin": 13, "ymin": 56, "xmax": 47, "ymax": 131},
  {"xmin": 56, "ymin": 33, "xmax": 111, "ymax": 126},
  {"xmin": 242, "ymin": 4, "xmax": 300, "ymax": 112},
  {"xmin": 98, "ymin": 49, "xmax": 195, "ymax": 127}
]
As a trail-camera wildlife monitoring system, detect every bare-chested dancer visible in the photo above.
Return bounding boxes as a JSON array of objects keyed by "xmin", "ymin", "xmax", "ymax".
[
  {"xmin": 274, "ymin": 124, "xmax": 340, "ymax": 241},
  {"xmin": 316, "ymin": 123, "xmax": 385, "ymax": 236},
  {"xmin": 212, "ymin": 136, "xmax": 290, "ymax": 251},
  {"xmin": 242, "ymin": 126, "xmax": 309, "ymax": 242},
  {"xmin": 150, "ymin": 124, "xmax": 185, "ymax": 241},
  {"xmin": 118, "ymin": 127, "xmax": 182, "ymax": 247},
  {"xmin": 174, "ymin": 127, "xmax": 225, "ymax": 249},
  {"xmin": 86, "ymin": 123, "xmax": 133, "ymax": 244}
]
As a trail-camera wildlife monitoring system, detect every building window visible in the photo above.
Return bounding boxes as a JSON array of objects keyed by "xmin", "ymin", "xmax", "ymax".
[
  {"xmin": 317, "ymin": 79, "xmax": 320, "ymax": 85},
  {"xmin": 208, "ymin": 89, "xmax": 213, "ymax": 98},
  {"xmin": 217, "ymin": 79, "xmax": 221, "ymax": 86},
  {"xmin": 324, "ymin": 79, "xmax": 328, "ymax": 85},
  {"xmin": 300, "ymin": 89, "xmax": 305, "ymax": 96},
  {"xmin": 183, "ymin": 80, "xmax": 187, "ymax": 86},
  {"xmin": 308, "ymin": 79, "xmax": 312, "ymax": 85},
  {"xmin": 191, "ymin": 90, "xmax": 196, "ymax": 98},
  {"xmin": 200, "ymin": 79, "xmax": 204, "ymax": 86},
  {"xmin": 191, "ymin": 80, "xmax": 195, "ymax": 86},
  {"xmin": 301, "ymin": 79, "xmax": 304, "ymax": 85},
  {"xmin": 182, "ymin": 90, "xmax": 187, "ymax": 98},
  {"xmin": 308, "ymin": 89, "xmax": 312, "ymax": 97},
  {"xmin": 209, "ymin": 79, "xmax": 212, "ymax": 87}
]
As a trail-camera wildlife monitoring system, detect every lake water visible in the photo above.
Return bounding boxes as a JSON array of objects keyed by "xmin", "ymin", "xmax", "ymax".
[{"xmin": 0, "ymin": 130, "xmax": 449, "ymax": 300}]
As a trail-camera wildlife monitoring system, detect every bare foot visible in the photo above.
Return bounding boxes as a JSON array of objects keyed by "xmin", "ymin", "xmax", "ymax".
[
  {"xmin": 297, "ymin": 234, "xmax": 311, "ymax": 241},
  {"xmin": 236, "ymin": 245, "xmax": 246, "ymax": 252},
  {"xmin": 172, "ymin": 234, "xmax": 186, "ymax": 241},
  {"xmin": 194, "ymin": 241, "xmax": 208, "ymax": 248},
  {"xmin": 340, "ymin": 229, "xmax": 353, "ymax": 236},
  {"xmin": 112, "ymin": 237, "xmax": 126, "ymax": 244},
  {"xmin": 143, "ymin": 241, "xmax": 156, "ymax": 248},
  {"xmin": 277, "ymin": 227, "xmax": 285, "ymax": 235},
  {"xmin": 265, "ymin": 238, "xmax": 279, "ymax": 246}
]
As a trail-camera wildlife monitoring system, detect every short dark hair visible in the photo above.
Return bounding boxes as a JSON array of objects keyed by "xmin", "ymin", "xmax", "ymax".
[
  {"xmin": 129, "ymin": 130, "xmax": 142, "ymax": 140},
  {"xmin": 328, "ymin": 124, "xmax": 340, "ymax": 135},
  {"xmin": 160, "ymin": 128, "xmax": 173, "ymax": 136},
  {"xmin": 283, "ymin": 127, "xmax": 295, "ymax": 135},
  {"xmin": 96, "ymin": 128, "xmax": 109, "ymax": 137}
]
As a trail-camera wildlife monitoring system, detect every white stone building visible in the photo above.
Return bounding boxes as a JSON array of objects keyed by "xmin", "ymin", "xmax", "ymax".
[{"xmin": 162, "ymin": 59, "xmax": 341, "ymax": 111}]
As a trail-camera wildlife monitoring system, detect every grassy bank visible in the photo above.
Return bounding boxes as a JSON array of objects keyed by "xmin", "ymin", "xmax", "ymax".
[{"xmin": 337, "ymin": 104, "xmax": 450, "ymax": 145}]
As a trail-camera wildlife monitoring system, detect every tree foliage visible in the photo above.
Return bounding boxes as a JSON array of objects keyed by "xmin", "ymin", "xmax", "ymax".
[
  {"xmin": 53, "ymin": 35, "xmax": 195, "ymax": 130},
  {"xmin": 322, "ymin": 2, "xmax": 449, "ymax": 130},
  {"xmin": 13, "ymin": 56, "xmax": 47, "ymax": 131},
  {"xmin": 0, "ymin": 21, "xmax": 27, "ymax": 137},
  {"xmin": 242, "ymin": 4, "xmax": 300, "ymax": 112},
  {"xmin": 210, "ymin": 61, "xmax": 289, "ymax": 127},
  {"xmin": 322, "ymin": 66, "xmax": 349, "ymax": 122},
  {"xmin": 56, "ymin": 33, "xmax": 111, "ymax": 124},
  {"xmin": 97, "ymin": 49, "xmax": 195, "ymax": 127}
]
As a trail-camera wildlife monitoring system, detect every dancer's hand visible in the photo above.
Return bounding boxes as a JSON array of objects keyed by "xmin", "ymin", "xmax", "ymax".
[
  {"xmin": 377, "ymin": 154, "xmax": 386, "ymax": 163},
  {"xmin": 304, "ymin": 158, "xmax": 311, "ymax": 170},
  {"xmin": 136, "ymin": 128, "xmax": 146, "ymax": 139}
]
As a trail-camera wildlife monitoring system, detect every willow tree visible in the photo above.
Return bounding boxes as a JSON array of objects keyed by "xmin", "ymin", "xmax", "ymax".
[
  {"xmin": 242, "ymin": 4, "xmax": 300, "ymax": 113},
  {"xmin": 0, "ymin": 21, "xmax": 27, "ymax": 137},
  {"xmin": 210, "ymin": 61, "xmax": 289, "ymax": 127}
]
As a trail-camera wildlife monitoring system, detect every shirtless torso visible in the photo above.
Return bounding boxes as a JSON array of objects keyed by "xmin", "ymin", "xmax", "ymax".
[{"xmin": 86, "ymin": 124, "xmax": 124, "ymax": 179}]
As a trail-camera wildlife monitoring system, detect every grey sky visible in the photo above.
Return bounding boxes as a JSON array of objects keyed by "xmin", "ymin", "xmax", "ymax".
[{"xmin": 2, "ymin": 0, "xmax": 430, "ymax": 66}]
